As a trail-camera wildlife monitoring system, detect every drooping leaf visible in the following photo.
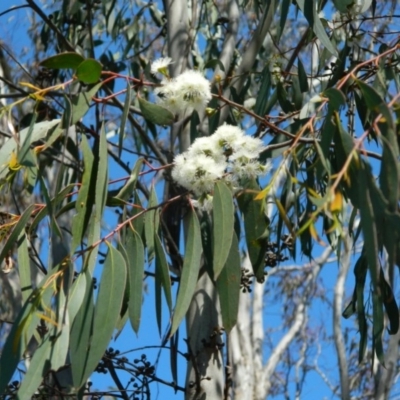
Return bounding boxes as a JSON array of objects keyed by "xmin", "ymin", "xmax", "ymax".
[
  {"xmin": 76, "ymin": 59, "xmax": 102, "ymax": 84},
  {"xmin": 70, "ymin": 135, "xmax": 94, "ymax": 253},
  {"xmin": 154, "ymin": 234, "xmax": 173, "ymax": 311},
  {"xmin": 216, "ymin": 232, "xmax": 241, "ymax": 333},
  {"xmin": 86, "ymin": 125, "xmax": 109, "ymax": 274},
  {"xmin": 118, "ymin": 82, "xmax": 132, "ymax": 157},
  {"xmin": 39, "ymin": 52, "xmax": 85, "ymax": 69},
  {"xmin": 212, "ymin": 181, "xmax": 234, "ymax": 279},
  {"xmin": 254, "ymin": 67, "xmax": 271, "ymax": 125},
  {"xmin": 138, "ymin": 97, "xmax": 175, "ymax": 126},
  {"xmin": 17, "ymin": 232, "xmax": 32, "ymax": 304},
  {"xmin": 145, "ymin": 186, "xmax": 159, "ymax": 262},
  {"xmin": 296, "ymin": 0, "xmax": 337, "ymax": 55},
  {"xmin": 70, "ymin": 271, "xmax": 94, "ymax": 388},
  {"xmin": 170, "ymin": 210, "xmax": 202, "ymax": 337},
  {"xmin": 16, "ymin": 335, "xmax": 52, "ymax": 399},
  {"xmin": 297, "ymin": 57, "xmax": 309, "ymax": 93},
  {"xmin": 80, "ymin": 245, "xmax": 127, "ymax": 386},
  {"xmin": 116, "ymin": 158, "xmax": 143, "ymax": 201},
  {"xmin": 70, "ymin": 83, "xmax": 102, "ymax": 124},
  {"xmin": 237, "ymin": 179, "xmax": 269, "ymax": 281},
  {"xmin": 125, "ymin": 228, "xmax": 145, "ymax": 334}
]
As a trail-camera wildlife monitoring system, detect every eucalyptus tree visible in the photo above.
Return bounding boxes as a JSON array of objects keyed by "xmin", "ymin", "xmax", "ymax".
[{"xmin": 0, "ymin": 0, "xmax": 399, "ymax": 399}]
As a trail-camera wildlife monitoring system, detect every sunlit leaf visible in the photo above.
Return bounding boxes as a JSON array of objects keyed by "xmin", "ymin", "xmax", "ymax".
[
  {"xmin": 212, "ymin": 181, "xmax": 234, "ymax": 279},
  {"xmin": 81, "ymin": 245, "xmax": 127, "ymax": 386},
  {"xmin": 170, "ymin": 210, "xmax": 202, "ymax": 337},
  {"xmin": 138, "ymin": 97, "xmax": 175, "ymax": 126},
  {"xmin": 216, "ymin": 232, "xmax": 241, "ymax": 333},
  {"xmin": 76, "ymin": 59, "xmax": 102, "ymax": 84}
]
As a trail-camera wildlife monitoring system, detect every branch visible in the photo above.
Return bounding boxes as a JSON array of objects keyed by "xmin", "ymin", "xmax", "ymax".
[{"xmin": 333, "ymin": 234, "xmax": 352, "ymax": 400}]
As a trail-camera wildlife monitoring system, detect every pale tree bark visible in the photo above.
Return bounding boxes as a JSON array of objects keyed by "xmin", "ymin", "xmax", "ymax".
[
  {"xmin": 333, "ymin": 234, "xmax": 352, "ymax": 400},
  {"xmin": 163, "ymin": 1, "xmax": 225, "ymax": 398}
]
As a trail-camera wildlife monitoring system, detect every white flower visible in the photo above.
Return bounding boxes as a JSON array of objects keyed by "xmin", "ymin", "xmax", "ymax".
[
  {"xmin": 187, "ymin": 136, "xmax": 226, "ymax": 164},
  {"xmin": 151, "ymin": 57, "xmax": 172, "ymax": 76},
  {"xmin": 212, "ymin": 124, "xmax": 245, "ymax": 153},
  {"xmin": 174, "ymin": 70, "xmax": 212, "ymax": 113},
  {"xmin": 191, "ymin": 194, "xmax": 214, "ymax": 212},
  {"xmin": 171, "ymin": 124, "xmax": 270, "ymax": 197},
  {"xmin": 172, "ymin": 153, "xmax": 225, "ymax": 196},
  {"xmin": 244, "ymin": 97, "xmax": 256, "ymax": 110},
  {"xmin": 154, "ymin": 79, "xmax": 182, "ymax": 114},
  {"xmin": 155, "ymin": 69, "xmax": 211, "ymax": 115}
]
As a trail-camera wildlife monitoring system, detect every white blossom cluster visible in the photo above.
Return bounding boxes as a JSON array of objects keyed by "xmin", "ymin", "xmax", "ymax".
[
  {"xmin": 151, "ymin": 59, "xmax": 212, "ymax": 115},
  {"xmin": 171, "ymin": 124, "xmax": 271, "ymax": 207}
]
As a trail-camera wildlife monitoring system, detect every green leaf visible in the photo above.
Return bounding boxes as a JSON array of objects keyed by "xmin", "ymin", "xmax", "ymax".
[
  {"xmin": 154, "ymin": 234, "xmax": 173, "ymax": 311},
  {"xmin": 238, "ymin": 180, "xmax": 268, "ymax": 281},
  {"xmin": 116, "ymin": 158, "xmax": 143, "ymax": 201},
  {"xmin": 296, "ymin": 0, "xmax": 337, "ymax": 56},
  {"xmin": 125, "ymin": 228, "xmax": 145, "ymax": 334},
  {"xmin": 354, "ymin": 253, "xmax": 368, "ymax": 362},
  {"xmin": 212, "ymin": 181, "xmax": 234, "ymax": 279},
  {"xmin": 68, "ymin": 272, "xmax": 87, "ymax": 325},
  {"xmin": 323, "ymin": 88, "xmax": 346, "ymax": 113},
  {"xmin": 297, "ymin": 58, "xmax": 309, "ymax": 93},
  {"xmin": 87, "ymin": 125, "xmax": 109, "ymax": 274},
  {"xmin": 118, "ymin": 82, "xmax": 132, "ymax": 157},
  {"xmin": 0, "ymin": 119, "xmax": 61, "ymax": 180},
  {"xmin": 76, "ymin": 59, "xmax": 102, "ymax": 84},
  {"xmin": 71, "ymin": 83, "xmax": 102, "ymax": 124},
  {"xmin": 0, "ymin": 298, "xmax": 34, "ymax": 393},
  {"xmin": 145, "ymin": 186, "xmax": 159, "ymax": 262},
  {"xmin": 16, "ymin": 335, "xmax": 52, "ymax": 399},
  {"xmin": 333, "ymin": 0, "xmax": 355, "ymax": 13},
  {"xmin": 39, "ymin": 52, "xmax": 85, "ymax": 69},
  {"xmin": 17, "ymin": 232, "xmax": 32, "ymax": 304},
  {"xmin": 81, "ymin": 245, "xmax": 127, "ymax": 386},
  {"xmin": 170, "ymin": 210, "xmax": 202, "ymax": 337},
  {"xmin": 70, "ymin": 271, "xmax": 94, "ymax": 388},
  {"xmin": 138, "ymin": 97, "xmax": 175, "ymax": 126},
  {"xmin": 71, "ymin": 135, "xmax": 94, "ymax": 253},
  {"xmin": 204, "ymin": 59, "xmax": 225, "ymax": 71},
  {"xmin": 216, "ymin": 232, "xmax": 241, "ymax": 333},
  {"xmin": 254, "ymin": 67, "xmax": 271, "ymax": 126},
  {"xmin": 278, "ymin": 0, "xmax": 291, "ymax": 40}
]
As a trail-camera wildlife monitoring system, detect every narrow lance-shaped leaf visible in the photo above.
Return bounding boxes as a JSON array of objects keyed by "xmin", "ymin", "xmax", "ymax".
[
  {"xmin": 87, "ymin": 125, "xmax": 109, "ymax": 275},
  {"xmin": 39, "ymin": 52, "xmax": 85, "ymax": 69},
  {"xmin": 70, "ymin": 135, "xmax": 94, "ymax": 253},
  {"xmin": 125, "ymin": 228, "xmax": 145, "ymax": 334},
  {"xmin": 139, "ymin": 97, "xmax": 175, "ymax": 126},
  {"xmin": 70, "ymin": 271, "xmax": 94, "ymax": 388},
  {"xmin": 118, "ymin": 82, "xmax": 132, "ymax": 157},
  {"xmin": 116, "ymin": 158, "xmax": 143, "ymax": 201},
  {"xmin": 296, "ymin": 0, "xmax": 337, "ymax": 55},
  {"xmin": 80, "ymin": 245, "xmax": 127, "ymax": 387},
  {"xmin": 145, "ymin": 186, "xmax": 159, "ymax": 262},
  {"xmin": 238, "ymin": 179, "xmax": 269, "ymax": 281},
  {"xmin": 154, "ymin": 234, "xmax": 173, "ymax": 311},
  {"xmin": 16, "ymin": 334, "xmax": 52, "ymax": 399},
  {"xmin": 170, "ymin": 210, "xmax": 202, "ymax": 337},
  {"xmin": 17, "ymin": 232, "xmax": 32, "ymax": 304},
  {"xmin": 216, "ymin": 232, "xmax": 241, "ymax": 333},
  {"xmin": 212, "ymin": 181, "xmax": 234, "ymax": 279}
]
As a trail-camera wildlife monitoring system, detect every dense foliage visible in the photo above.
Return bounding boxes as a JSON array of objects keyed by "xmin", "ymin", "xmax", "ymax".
[{"xmin": 0, "ymin": 0, "xmax": 399, "ymax": 398}]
